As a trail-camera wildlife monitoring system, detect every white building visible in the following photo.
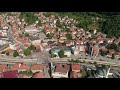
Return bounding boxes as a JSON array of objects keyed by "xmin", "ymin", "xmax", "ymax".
[
  {"xmin": 0, "ymin": 40, "xmax": 6, "ymax": 45},
  {"xmin": 72, "ymin": 48, "xmax": 79, "ymax": 56}
]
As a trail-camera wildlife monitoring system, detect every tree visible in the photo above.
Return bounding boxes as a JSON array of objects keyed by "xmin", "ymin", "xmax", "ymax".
[
  {"xmin": 27, "ymin": 70, "xmax": 34, "ymax": 76},
  {"xmin": 66, "ymin": 34, "xmax": 72, "ymax": 40},
  {"xmin": 13, "ymin": 50, "xmax": 19, "ymax": 57},
  {"xmin": 74, "ymin": 59, "xmax": 80, "ymax": 63},
  {"xmin": 20, "ymin": 12, "xmax": 38, "ymax": 25},
  {"xmin": 118, "ymin": 42, "xmax": 120, "ymax": 47},
  {"xmin": 37, "ymin": 20, "xmax": 41, "ymax": 26},
  {"xmin": 46, "ymin": 33, "xmax": 52, "ymax": 39},
  {"xmin": 94, "ymin": 62, "xmax": 97, "ymax": 65},
  {"xmin": 111, "ymin": 54, "xmax": 115, "ymax": 59},
  {"xmin": 58, "ymin": 50, "xmax": 64, "ymax": 58},
  {"xmin": 80, "ymin": 68, "xmax": 87, "ymax": 78},
  {"xmin": 25, "ymin": 33, "xmax": 29, "ymax": 37},
  {"xmin": 56, "ymin": 20, "xmax": 62, "ymax": 28},
  {"xmin": 28, "ymin": 44, "xmax": 35, "ymax": 50},
  {"xmin": 106, "ymin": 43, "xmax": 118, "ymax": 51},
  {"xmin": 102, "ymin": 16, "xmax": 120, "ymax": 38},
  {"xmin": 99, "ymin": 50, "xmax": 107, "ymax": 56},
  {"xmin": 24, "ymin": 48, "xmax": 31, "ymax": 56}
]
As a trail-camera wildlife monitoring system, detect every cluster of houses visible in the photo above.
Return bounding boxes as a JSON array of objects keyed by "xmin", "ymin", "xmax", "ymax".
[
  {"xmin": 37, "ymin": 13, "xmax": 120, "ymax": 59},
  {"xmin": 0, "ymin": 12, "xmax": 120, "ymax": 60},
  {"xmin": 0, "ymin": 62, "xmax": 44, "ymax": 78},
  {"xmin": 0, "ymin": 13, "xmax": 45, "ymax": 57},
  {"xmin": 51, "ymin": 63, "xmax": 81, "ymax": 78}
]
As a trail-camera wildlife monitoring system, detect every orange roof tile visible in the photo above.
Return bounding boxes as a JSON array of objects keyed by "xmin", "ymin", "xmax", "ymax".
[
  {"xmin": 31, "ymin": 64, "xmax": 43, "ymax": 71},
  {"xmin": 72, "ymin": 64, "xmax": 80, "ymax": 71},
  {"xmin": 0, "ymin": 64, "xmax": 7, "ymax": 72},
  {"xmin": 70, "ymin": 71, "xmax": 78, "ymax": 78}
]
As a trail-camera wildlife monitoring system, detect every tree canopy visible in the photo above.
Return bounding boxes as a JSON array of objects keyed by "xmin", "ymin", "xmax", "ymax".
[
  {"xmin": 24, "ymin": 48, "xmax": 31, "ymax": 56},
  {"xmin": 58, "ymin": 50, "xmax": 64, "ymax": 58},
  {"xmin": 20, "ymin": 12, "xmax": 38, "ymax": 25},
  {"xmin": 13, "ymin": 50, "xmax": 19, "ymax": 57}
]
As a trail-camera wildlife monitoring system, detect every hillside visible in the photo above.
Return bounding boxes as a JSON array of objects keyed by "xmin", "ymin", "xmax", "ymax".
[{"xmin": 18, "ymin": 12, "xmax": 120, "ymax": 38}]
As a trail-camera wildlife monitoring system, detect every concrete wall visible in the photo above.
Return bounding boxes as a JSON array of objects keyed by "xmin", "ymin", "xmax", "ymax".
[{"xmin": 52, "ymin": 72, "xmax": 68, "ymax": 78}]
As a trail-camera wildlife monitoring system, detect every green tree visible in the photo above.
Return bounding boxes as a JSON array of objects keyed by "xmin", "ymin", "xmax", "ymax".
[
  {"xmin": 111, "ymin": 54, "xmax": 115, "ymax": 59},
  {"xmin": 99, "ymin": 50, "xmax": 107, "ymax": 56},
  {"xmin": 25, "ymin": 33, "xmax": 29, "ymax": 37},
  {"xmin": 106, "ymin": 43, "xmax": 118, "ymax": 51},
  {"xmin": 80, "ymin": 68, "xmax": 87, "ymax": 78},
  {"xmin": 46, "ymin": 33, "xmax": 52, "ymax": 38},
  {"xmin": 13, "ymin": 50, "xmax": 19, "ymax": 57},
  {"xmin": 66, "ymin": 34, "xmax": 72, "ymax": 40},
  {"xmin": 37, "ymin": 20, "xmax": 41, "ymax": 26},
  {"xmin": 24, "ymin": 48, "xmax": 31, "ymax": 56},
  {"xmin": 74, "ymin": 59, "xmax": 80, "ymax": 63},
  {"xmin": 94, "ymin": 62, "xmax": 97, "ymax": 65},
  {"xmin": 28, "ymin": 44, "xmax": 35, "ymax": 50},
  {"xmin": 58, "ymin": 50, "xmax": 64, "ymax": 58},
  {"xmin": 118, "ymin": 42, "xmax": 120, "ymax": 47},
  {"xmin": 56, "ymin": 20, "xmax": 62, "ymax": 28},
  {"xmin": 20, "ymin": 12, "xmax": 38, "ymax": 25},
  {"xmin": 27, "ymin": 70, "xmax": 34, "ymax": 76}
]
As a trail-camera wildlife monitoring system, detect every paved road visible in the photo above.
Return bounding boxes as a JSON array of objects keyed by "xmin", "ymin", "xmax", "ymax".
[
  {"xmin": 6, "ymin": 22, "xmax": 15, "ymax": 44},
  {"xmin": 51, "ymin": 58, "xmax": 119, "ymax": 66},
  {"xmin": 43, "ymin": 65, "xmax": 50, "ymax": 78}
]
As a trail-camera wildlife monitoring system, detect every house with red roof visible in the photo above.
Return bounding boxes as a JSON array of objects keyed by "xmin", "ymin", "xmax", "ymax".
[
  {"xmin": 93, "ymin": 47, "xmax": 99, "ymax": 56},
  {"xmin": 0, "ymin": 64, "xmax": 7, "ymax": 73},
  {"xmin": 59, "ymin": 39, "xmax": 64, "ymax": 43},
  {"xmin": 107, "ymin": 53, "xmax": 112, "ymax": 58},
  {"xmin": 109, "ymin": 49, "xmax": 116, "ymax": 55},
  {"xmin": 30, "ymin": 64, "xmax": 44, "ymax": 73},
  {"xmin": 65, "ymin": 40, "xmax": 73, "ymax": 46},
  {"xmin": 70, "ymin": 71, "xmax": 78, "ymax": 78},
  {"xmin": 52, "ymin": 64, "xmax": 70, "ymax": 78},
  {"xmin": 44, "ymin": 45, "xmax": 51, "ymax": 51},
  {"xmin": 34, "ymin": 45, "xmax": 41, "ymax": 52},
  {"xmin": 71, "ymin": 64, "xmax": 80, "ymax": 73},
  {"xmin": 10, "ymin": 62, "xmax": 22, "ymax": 71},
  {"xmin": 2, "ymin": 70, "xmax": 18, "ymax": 78}
]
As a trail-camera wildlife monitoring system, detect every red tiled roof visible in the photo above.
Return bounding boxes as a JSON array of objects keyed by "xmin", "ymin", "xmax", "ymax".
[
  {"xmin": 10, "ymin": 62, "xmax": 23, "ymax": 71},
  {"xmin": 70, "ymin": 71, "xmax": 78, "ymax": 78},
  {"xmin": 32, "ymin": 72, "xmax": 44, "ymax": 78},
  {"xmin": 65, "ymin": 40, "xmax": 71, "ymax": 44},
  {"xmin": 72, "ymin": 64, "xmax": 80, "ymax": 71},
  {"xmin": 15, "ymin": 37, "xmax": 30, "ymax": 44},
  {"xmin": 101, "ymin": 48, "xmax": 108, "ymax": 52},
  {"xmin": 31, "ymin": 64, "xmax": 43, "ymax": 71},
  {"xmin": 45, "ymin": 45, "xmax": 51, "ymax": 49},
  {"xmin": 3, "ymin": 70, "xmax": 18, "ymax": 78},
  {"xmin": 0, "ymin": 64, "xmax": 7, "ymax": 72},
  {"xmin": 107, "ymin": 53, "xmax": 112, "ymax": 56},
  {"xmin": 109, "ymin": 49, "xmax": 116, "ymax": 54},
  {"xmin": 35, "ymin": 45, "xmax": 40, "ymax": 50},
  {"xmin": 55, "ymin": 64, "xmax": 69, "ymax": 73}
]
